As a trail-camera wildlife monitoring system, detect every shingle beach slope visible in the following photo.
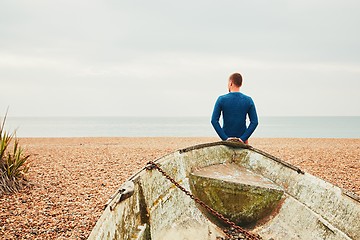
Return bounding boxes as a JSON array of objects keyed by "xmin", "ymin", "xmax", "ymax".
[{"xmin": 0, "ymin": 137, "xmax": 359, "ymax": 239}]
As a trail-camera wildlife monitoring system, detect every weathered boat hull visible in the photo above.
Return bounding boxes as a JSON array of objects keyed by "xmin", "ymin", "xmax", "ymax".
[{"xmin": 88, "ymin": 142, "xmax": 360, "ymax": 240}]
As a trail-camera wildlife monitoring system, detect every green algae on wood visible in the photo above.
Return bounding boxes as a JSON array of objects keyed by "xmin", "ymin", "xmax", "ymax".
[{"xmin": 189, "ymin": 163, "xmax": 284, "ymax": 227}]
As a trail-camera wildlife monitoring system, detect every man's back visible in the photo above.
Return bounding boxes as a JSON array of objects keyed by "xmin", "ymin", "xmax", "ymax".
[{"xmin": 211, "ymin": 92, "xmax": 258, "ymax": 141}]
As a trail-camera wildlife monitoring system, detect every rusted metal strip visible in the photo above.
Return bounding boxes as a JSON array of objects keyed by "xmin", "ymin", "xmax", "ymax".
[
  {"xmin": 249, "ymin": 147, "xmax": 305, "ymax": 174},
  {"xmin": 179, "ymin": 141, "xmax": 304, "ymax": 174},
  {"xmin": 179, "ymin": 141, "xmax": 250, "ymax": 153},
  {"xmin": 343, "ymin": 190, "xmax": 360, "ymax": 203}
]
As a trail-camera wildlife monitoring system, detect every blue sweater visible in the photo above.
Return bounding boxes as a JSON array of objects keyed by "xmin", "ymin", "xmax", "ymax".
[{"xmin": 211, "ymin": 92, "xmax": 258, "ymax": 141}]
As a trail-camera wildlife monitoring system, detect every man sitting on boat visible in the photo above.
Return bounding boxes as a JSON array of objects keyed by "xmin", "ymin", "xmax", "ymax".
[{"xmin": 211, "ymin": 72, "xmax": 258, "ymax": 144}]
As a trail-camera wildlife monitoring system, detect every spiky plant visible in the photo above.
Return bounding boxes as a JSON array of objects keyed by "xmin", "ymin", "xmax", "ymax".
[{"xmin": 0, "ymin": 114, "xmax": 30, "ymax": 195}]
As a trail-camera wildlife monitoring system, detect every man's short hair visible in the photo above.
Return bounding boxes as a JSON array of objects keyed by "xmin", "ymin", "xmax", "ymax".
[{"xmin": 229, "ymin": 73, "xmax": 243, "ymax": 87}]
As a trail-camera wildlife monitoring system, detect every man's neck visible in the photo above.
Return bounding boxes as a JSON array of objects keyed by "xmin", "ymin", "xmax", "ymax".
[{"xmin": 229, "ymin": 87, "xmax": 240, "ymax": 92}]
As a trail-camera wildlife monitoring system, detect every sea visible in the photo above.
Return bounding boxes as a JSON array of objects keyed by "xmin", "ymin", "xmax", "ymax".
[{"xmin": 3, "ymin": 116, "xmax": 360, "ymax": 138}]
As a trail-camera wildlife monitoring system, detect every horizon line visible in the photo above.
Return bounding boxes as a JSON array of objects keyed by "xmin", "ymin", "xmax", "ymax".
[{"xmin": 3, "ymin": 115, "xmax": 360, "ymax": 118}]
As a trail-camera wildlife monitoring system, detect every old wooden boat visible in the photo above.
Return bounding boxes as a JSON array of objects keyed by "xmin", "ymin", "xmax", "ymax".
[{"xmin": 88, "ymin": 141, "xmax": 360, "ymax": 240}]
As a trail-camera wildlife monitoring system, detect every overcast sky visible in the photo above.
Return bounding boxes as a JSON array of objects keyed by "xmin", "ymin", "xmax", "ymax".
[{"xmin": 1, "ymin": 0, "xmax": 359, "ymax": 117}]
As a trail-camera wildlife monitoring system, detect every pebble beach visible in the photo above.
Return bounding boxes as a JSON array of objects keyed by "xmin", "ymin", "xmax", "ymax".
[{"xmin": 1, "ymin": 137, "xmax": 359, "ymax": 239}]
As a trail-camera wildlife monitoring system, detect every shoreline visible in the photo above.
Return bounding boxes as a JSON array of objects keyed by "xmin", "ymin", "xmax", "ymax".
[{"xmin": 1, "ymin": 137, "xmax": 359, "ymax": 239}]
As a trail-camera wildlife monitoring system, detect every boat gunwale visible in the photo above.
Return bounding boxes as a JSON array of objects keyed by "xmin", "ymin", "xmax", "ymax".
[
  {"xmin": 180, "ymin": 141, "xmax": 305, "ymax": 174},
  {"xmin": 179, "ymin": 141, "xmax": 360, "ymax": 203}
]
